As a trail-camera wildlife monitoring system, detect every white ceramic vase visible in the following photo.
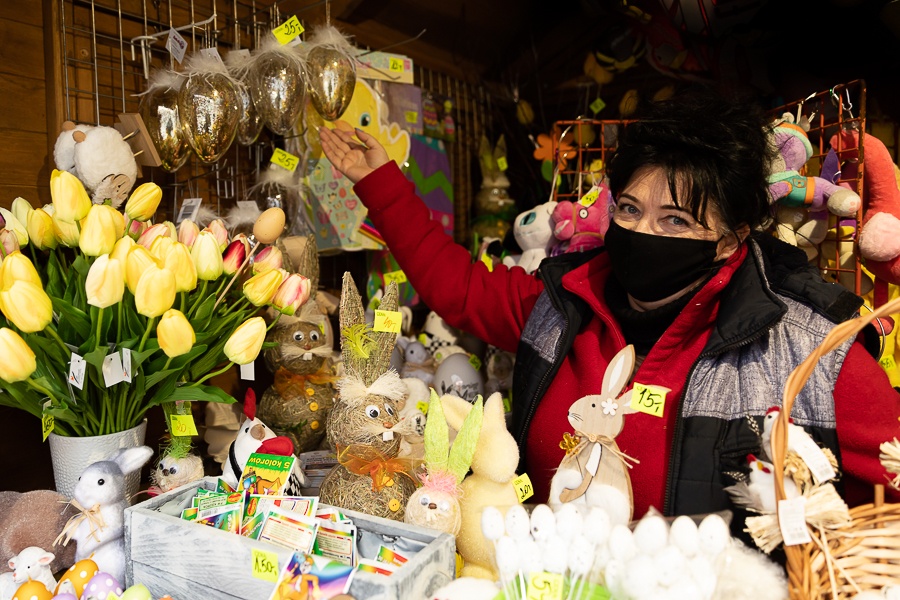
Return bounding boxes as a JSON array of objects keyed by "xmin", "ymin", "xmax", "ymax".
[{"xmin": 48, "ymin": 419, "xmax": 148, "ymax": 499}]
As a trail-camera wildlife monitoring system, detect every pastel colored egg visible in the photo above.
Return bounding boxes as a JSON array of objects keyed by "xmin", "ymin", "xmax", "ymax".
[
  {"xmin": 80, "ymin": 572, "xmax": 123, "ymax": 600},
  {"xmin": 13, "ymin": 580, "xmax": 53, "ymax": 600},
  {"xmin": 55, "ymin": 559, "xmax": 100, "ymax": 598}
]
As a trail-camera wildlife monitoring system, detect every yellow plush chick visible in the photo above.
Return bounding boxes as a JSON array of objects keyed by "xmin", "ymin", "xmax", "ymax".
[{"xmin": 325, "ymin": 79, "xmax": 410, "ymax": 166}]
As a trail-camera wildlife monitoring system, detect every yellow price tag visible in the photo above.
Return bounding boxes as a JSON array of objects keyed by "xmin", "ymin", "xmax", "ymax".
[
  {"xmin": 389, "ymin": 57, "xmax": 405, "ymax": 72},
  {"xmin": 383, "ymin": 270, "xmax": 408, "ymax": 286},
  {"xmin": 512, "ymin": 473, "xmax": 534, "ymax": 503},
  {"xmin": 272, "ymin": 16, "xmax": 304, "ymax": 45},
  {"xmin": 590, "ymin": 97, "xmax": 606, "ymax": 115},
  {"xmin": 630, "ymin": 382, "xmax": 668, "ymax": 418},
  {"xmin": 880, "ymin": 354, "xmax": 897, "ymax": 372},
  {"xmin": 527, "ymin": 571, "xmax": 564, "ymax": 600},
  {"xmin": 416, "ymin": 401, "xmax": 429, "ymax": 415},
  {"xmin": 41, "ymin": 413, "xmax": 54, "ymax": 442},
  {"xmin": 374, "ymin": 309, "xmax": 402, "ymax": 333},
  {"xmin": 251, "ymin": 548, "xmax": 279, "ymax": 582},
  {"xmin": 578, "ymin": 186, "xmax": 600, "ymax": 207},
  {"xmin": 170, "ymin": 414, "xmax": 199, "ymax": 437},
  {"xmin": 480, "ymin": 252, "xmax": 493, "ymax": 272},
  {"xmin": 271, "ymin": 148, "xmax": 299, "ymax": 172},
  {"xmin": 468, "ymin": 354, "xmax": 482, "ymax": 371},
  {"xmin": 496, "ymin": 156, "xmax": 509, "ymax": 172},
  {"xmin": 404, "ymin": 111, "xmax": 418, "ymax": 124}
]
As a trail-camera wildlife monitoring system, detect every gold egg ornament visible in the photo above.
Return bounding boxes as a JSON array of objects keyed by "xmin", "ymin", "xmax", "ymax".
[
  {"xmin": 247, "ymin": 37, "xmax": 308, "ymax": 136},
  {"xmin": 177, "ymin": 54, "xmax": 241, "ymax": 163},
  {"xmin": 139, "ymin": 70, "xmax": 190, "ymax": 172},
  {"xmin": 226, "ymin": 49, "xmax": 265, "ymax": 146},
  {"xmin": 305, "ymin": 24, "xmax": 357, "ymax": 121}
]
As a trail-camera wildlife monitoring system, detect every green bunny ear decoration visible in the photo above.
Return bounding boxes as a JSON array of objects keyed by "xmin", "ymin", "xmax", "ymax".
[
  {"xmin": 423, "ymin": 388, "xmax": 449, "ymax": 474},
  {"xmin": 448, "ymin": 395, "xmax": 484, "ymax": 483}
]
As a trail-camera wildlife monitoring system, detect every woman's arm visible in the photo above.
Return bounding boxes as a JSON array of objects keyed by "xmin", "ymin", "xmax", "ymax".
[
  {"xmin": 320, "ymin": 127, "xmax": 544, "ymax": 351},
  {"xmin": 833, "ymin": 339, "xmax": 900, "ymax": 504}
]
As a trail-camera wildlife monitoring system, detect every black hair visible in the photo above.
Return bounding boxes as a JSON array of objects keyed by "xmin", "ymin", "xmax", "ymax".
[{"xmin": 606, "ymin": 90, "xmax": 774, "ymax": 232}]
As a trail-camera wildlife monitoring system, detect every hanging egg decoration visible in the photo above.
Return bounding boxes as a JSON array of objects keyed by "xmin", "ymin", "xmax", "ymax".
[
  {"xmin": 305, "ymin": 25, "xmax": 357, "ymax": 121},
  {"xmin": 248, "ymin": 38, "xmax": 307, "ymax": 136},
  {"xmin": 177, "ymin": 54, "xmax": 241, "ymax": 163},
  {"xmin": 139, "ymin": 71, "xmax": 191, "ymax": 172},
  {"xmin": 226, "ymin": 49, "xmax": 265, "ymax": 146}
]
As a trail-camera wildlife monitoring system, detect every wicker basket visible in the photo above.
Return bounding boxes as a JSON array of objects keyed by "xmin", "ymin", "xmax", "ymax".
[{"xmin": 771, "ymin": 296, "xmax": 900, "ymax": 599}]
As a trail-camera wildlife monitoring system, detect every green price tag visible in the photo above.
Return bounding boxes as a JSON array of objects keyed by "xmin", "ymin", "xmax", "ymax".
[
  {"xmin": 496, "ymin": 156, "xmax": 509, "ymax": 172},
  {"xmin": 590, "ymin": 97, "xmax": 606, "ymax": 115},
  {"xmin": 468, "ymin": 354, "xmax": 482, "ymax": 371},
  {"xmin": 272, "ymin": 16, "xmax": 304, "ymax": 45},
  {"xmin": 383, "ymin": 270, "xmax": 408, "ymax": 286},
  {"xmin": 374, "ymin": 309, "xmax": 402, "ymax": 333},
  {"xmin": 41, "ymin": 413, "xmax": 55, "ymax": 442},
  {"xmin": 512, "ymin": 473, "xmax": 534, "ymax": 503},
  {"xmin": 271, "ymin": 148, "xmax": 299, "ymax": 172},
  {"xmin": 389, "ymin": 57, "xmax": 405, "ymax": 72},
  {"xmin": 404, "ymin": 111, "xmax": 418, "ymax": 123},
  {"xmin": 170, "ymin": 414, "xmax": 199, "ymax": 437},
  {"xmin": 251, "ymin": 548, "xmax": 280, "ymax": 582},
  {"xmin": 630, "ymin": 382, "xmax": 668, "ymax": 418}
]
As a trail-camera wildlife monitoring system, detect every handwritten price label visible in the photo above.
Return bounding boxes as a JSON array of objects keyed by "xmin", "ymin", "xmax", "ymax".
[
  {"xmin": 496, "ymin": 156, "xmax": 509, "ymax": 172},
  {"xmin": 170, "ymin": 414, "xmax": 199, "ymax": 437},
  {"xmin": 527, "ymin": 571, "xmax": 564, "ymax": 600},
  {"xmin": 630, "ymin": 382, "xmax": 668, "ymax": 418},
  {"xmin": 41, "ymin": 413, "xmax": 55, "ymax": 441},
  {"xmin": 578, "ymin": 186, "xmax": 601, "ymax": 208},
  {"xmin": 251, "ymin": 548, "xmax": 280, "ymax": 582},
  {"xmin": 880, "ymin": 354, "xmax": 897, "ymax": 373},
  {"xmin": 374, "ymin": 309, "xmax": 402, "ymax": 333},
  {"xmin": 383, "ymin": 270, "xmax": 408, "ymax": 286},
  {"xmin": 389, "ymin": 57, "xmax": 406, "ymax": 72},
  {"xmin": 272, "ymin": 16, "xmax": 304, "ymax": 45},
  {"xmin": 271, "ymin": 148, "xmax": 299, "ymax": 172},
  {"xmin": 512, "ymin": 473, "xmax": 534, "ymax": 503},
  {"xmin": 590, "ymin": 97, "xmax": 606, "ymax": 115},
  {"xmin": 404, "ymin": 111, "xmax": 419, "ymax": 123}
]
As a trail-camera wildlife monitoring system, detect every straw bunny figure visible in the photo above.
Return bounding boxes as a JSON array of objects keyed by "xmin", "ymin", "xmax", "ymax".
[
  {"xmin": 548, "ymin": 345, "xmax": 651, "ymax": 526},
  {"xmin": 318, "ymin": 274, "xmax": 419, "ymax": 521},
  {"xmin": 442, "ymin": 392, "xmax": 519, "ymax": 580}
]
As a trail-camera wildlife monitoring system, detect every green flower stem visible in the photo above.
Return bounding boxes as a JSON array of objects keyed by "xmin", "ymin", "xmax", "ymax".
[
  {"xmin": 266, "ymin": 312, "xmax": 282, "ymax": 332},
  {"xmin": 116, "ymin": 300, "xmax": 123, "ymax": 346},
  {"xmin": 223, "ymin": 297, "xmax": 251, "ymax": 317},
  {"xmin": 25, "ymin": 378, "xmax": 62, "ymax": 404},
  {"xmin": 213, "ymin": 277, "xmax": 227, "ymax": 300},
  {"xmin": 138, "ymin": 316, "xmax": 157, "ymax": 353},
  {"xmin": 163, "ymin": 357, "xmax": 173, "ymax": 371},
  {"xmin": 180, "ymin": 292, "xmax": 187, "ymax": 313},
  {"xmin": 45, "ymin": 324, "xmax": 71, "ymax": 357},
  {"xmin": 94, "ymin": 307, "xmax": 105, "ymax": 352},
  {"xmin": 187, "ymin": 280, "xmax": 208, "ymax": 318},
  {"xmin": 189, "ymin": 362, "xmax": 233, "ymax": 387}
]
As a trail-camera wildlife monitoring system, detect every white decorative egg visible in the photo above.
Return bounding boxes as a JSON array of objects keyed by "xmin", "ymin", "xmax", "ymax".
[
  {"xmin": 633, "ymin": 514, "xmax": 669, "ymax": 555},
  {"xmin": 669, "ymin": 515, "xmax": 700, "ymax": 557}
]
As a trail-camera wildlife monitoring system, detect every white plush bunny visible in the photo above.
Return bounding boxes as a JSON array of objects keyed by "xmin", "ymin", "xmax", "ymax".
[
  {"xmin": 63, "ymin": 446, "xmax": 153, "ymax": 585},
  {"xmin": 0, "ymin": 547, "xmax": 56, "ymax": 600}
]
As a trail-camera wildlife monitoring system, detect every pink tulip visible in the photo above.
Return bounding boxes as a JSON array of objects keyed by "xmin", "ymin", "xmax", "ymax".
[
  {"xmin": 178, "ymin": 220, "xmax": 200, "ymax": 248},
  {"xmin": 127, "ymin": 216, "xmax": 148, "ymax": 240},
  {"xmin": 271, "ymin": 274, "xmax": 311, "ymax": 315},
  {"xmin": 138, "ymin": 222, "xmax": 173, "ymax": 249},
  {"xmin": 222, "ymin": 238, "xmax": 248, "ymax": 276},
  {"xmin": 203, "ymin": 219, "xmax": 229, "ymax": 252},
  {"xmin": 0, "ymin": 230, "xmax": 19, "ymax": 256},
  {"xmin": 252, "ymin": 245, "xmax": 283, "ymax": 274}
]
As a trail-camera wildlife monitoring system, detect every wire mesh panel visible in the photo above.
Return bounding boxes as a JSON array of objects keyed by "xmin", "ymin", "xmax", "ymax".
[{"xmin": 549, "ymin": 118, "xmax": 631, "ymax": 203}]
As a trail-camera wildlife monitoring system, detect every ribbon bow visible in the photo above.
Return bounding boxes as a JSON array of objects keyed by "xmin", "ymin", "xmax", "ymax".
[
  {"xmin": 565, "ymin": 430, "xmax": 641, "ymax": 470},
  {"xmin": 54, "ymin": 499, "xmax": 106, "ymax": 547},
  {"xmin": 273, "ymin": 366, "xmax": 338, "ymax": 399},
  {"xmin": 337, "ymin": 445, "xmax": 421, "ymax": 492}
]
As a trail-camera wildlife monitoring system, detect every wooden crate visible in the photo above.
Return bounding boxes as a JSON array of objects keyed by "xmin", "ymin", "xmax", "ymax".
[{"xmin": 124, "ymin": 478, "xmax": 457, "ymax": 600}]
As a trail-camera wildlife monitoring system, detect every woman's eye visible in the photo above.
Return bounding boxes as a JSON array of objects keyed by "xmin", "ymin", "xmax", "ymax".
[
  {"xmin": 616, "ymin": 203, "xmax": 638, "ymax": 215},
  {"xmin": 666, "ymin": 215, "xmax": 689, "ymax": 227}
]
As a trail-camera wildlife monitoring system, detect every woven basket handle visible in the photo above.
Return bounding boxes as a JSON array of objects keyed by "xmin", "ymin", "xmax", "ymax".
[{"xmin": 773, "ymin": 295, "xmax": 900, "ymax": 502}]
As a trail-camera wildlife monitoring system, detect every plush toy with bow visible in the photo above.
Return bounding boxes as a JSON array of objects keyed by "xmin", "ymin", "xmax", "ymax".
[
  {"xmin": 404, "ymin": 391, "xmax": 483, "ymax": 536},
  {"xmin": 767, "ymin": 114, "xmax": 860, "ymax": 217},
  {"xmin": 550, "ymin": 186, "xmax": 613, "ymax": 255}
]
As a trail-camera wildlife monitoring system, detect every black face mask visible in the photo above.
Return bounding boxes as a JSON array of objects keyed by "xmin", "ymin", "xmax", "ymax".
[{"xmin": 604, "ymin": 220, "xmax": 724, "ymax": 303}]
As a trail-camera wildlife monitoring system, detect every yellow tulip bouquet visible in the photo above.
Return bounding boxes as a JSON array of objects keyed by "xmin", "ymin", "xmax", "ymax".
[{"xmin": 0, "ymin": 170, "xmax": 312, "ymax": 441}]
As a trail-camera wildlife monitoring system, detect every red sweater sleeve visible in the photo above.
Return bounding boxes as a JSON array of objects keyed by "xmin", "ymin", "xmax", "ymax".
[
  {"xmin": 834, "ymin": 339, "xmax": 900, "ymax": 505},
  {"xmin": 353, "ymin": 162, "xmax": 544, "ymax": 352}
]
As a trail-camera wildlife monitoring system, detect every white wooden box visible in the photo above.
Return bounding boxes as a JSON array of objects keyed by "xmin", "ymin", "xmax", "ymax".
[{"xmin": 124, "ymin": 478, "xmax": 456, "ymax": 599}]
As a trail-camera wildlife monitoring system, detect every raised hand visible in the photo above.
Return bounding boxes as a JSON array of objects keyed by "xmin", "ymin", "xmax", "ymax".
[{"xmin": 319, "ymin": 126, "xmax": 390, "ymax": 184}]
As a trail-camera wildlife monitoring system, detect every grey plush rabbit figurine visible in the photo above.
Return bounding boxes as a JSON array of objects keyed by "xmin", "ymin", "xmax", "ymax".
[
  {"xmin": 548, "ymin": 345, "xmax": 656, "ymax": 526},
  {"xmin": 55, "ymin": 446, "xmax": 153, "ymax": 585}
]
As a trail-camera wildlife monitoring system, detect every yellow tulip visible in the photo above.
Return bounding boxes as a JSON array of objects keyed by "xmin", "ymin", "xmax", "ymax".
[
  {"xmin": 124, "ymin": 182, "xmax": 163, "ymax": 222},
  {"xmin": 50, "ymin": 169, "xmax": 91, "ymax": 222},
  {"xmin": 11, "ymin": 198, "xmax": 34, "ymax": 229},
  {"xmin": 125, "ymin": 245, "xmax": 162, "ymax": 294},
  {"xmin": 26, "ymin": 208, "xmax": 58, "ymax": 250},
  {"xmin": 178, "ymin": 220, "xmax": 200, "ymax": 248},
  {"xmin": 0, "ymin": 327, "xmax": 36, "ymax": 383},
  {"xmin": 0, "ymin": 280, "xmax": 52, "ymax": 332},
  {"xmin": 149, "ymin": 235, "xmax": 175, "ymax": 261},
  {"xmin": 52, "ymin": 213, "xmax": 80, "ymax": 247},
  {"xmin": 203, "ymin": 219, "xmax": 229, "ymax": 251},
  {"xmin": 163, "ymin": 242, "xmax": 197, "ymax": 292},
  {"xmin": 0, "ymin": 251, "xmax": 41, "ymax": 291},
  {"xmin": 85, "ymin": 255, "xmax": 125, "ymax": 308},
  {"xmin": 242, "ymin": 269, "xmax": 283, "ymax": 307},
  {"xmin": 252, "ymin": 245, "xmax": 283, "ymax": 274},
  {"xmin": 190, "ymin": 231, "xmax": 224, "ymax": 281},
  {"xmin": 79, "ymin": 204, "xmax": 122, "ymax": 257},
  {"xmin": 110, "ymin": 235, "xmax": 135, "ymax": 265},
  {"xmin": 224, "ymin": 316, "xmax": 266, "ymax": 365},
  {"xmin": 156, "ymin": 308, "xmax": 195, "ymax": 358},
  {"xmin": 134, "ymin": 265, "xmax": 176, "ymax": 318},
  {"xmin": 0, "ymin": 208, "xmax": 28, "ymax": 247}
]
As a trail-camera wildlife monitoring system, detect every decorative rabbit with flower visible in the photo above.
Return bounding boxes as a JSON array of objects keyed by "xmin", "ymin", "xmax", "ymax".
[{"xmin": 548, "ymin": 345, "xmax": 656, "ymax": 525}]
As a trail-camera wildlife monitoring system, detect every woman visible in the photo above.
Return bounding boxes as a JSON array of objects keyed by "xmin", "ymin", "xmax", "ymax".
[{"xmin": 319, "ymin": 94, "xmax": 900, "ymax": 528}]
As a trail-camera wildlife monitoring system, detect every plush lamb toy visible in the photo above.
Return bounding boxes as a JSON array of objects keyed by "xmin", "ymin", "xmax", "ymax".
[
  {"xmin": 53, "ymin": 121, "xmax": 95, "ymax": 176},
  {"xmin": 69, "ymin": 126, "xmax": 139, "ymax": 207},
  {"xmin": 0, "ymin": 547, "xmax": 56, "ymax": 600},
  {"xmin": 831, "ymin": 129, "xmax": 900, "ymax": 285},
  {"xmin": 768, "ymin": 114, "xmax": 860, "ymax": 217},
  {"xmin": 501, "ymin": 200, "xmax": 557, "ymax": 274},
  {"xmin": 550, "ymin": 186, "xmax": 613, "ymax": 255},
  {"xmin": 398, "ymin": 338, "xmax": 435, "ymax": 384}
]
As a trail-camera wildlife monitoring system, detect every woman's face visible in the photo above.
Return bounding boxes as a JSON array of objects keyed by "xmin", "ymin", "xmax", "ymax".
[{"xmin": 613, "ymin": 166, "xmax": 742, "ymax": 261}]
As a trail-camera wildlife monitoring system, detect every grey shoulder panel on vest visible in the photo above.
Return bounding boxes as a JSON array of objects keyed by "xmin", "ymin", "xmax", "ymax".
[
  {"xmin": 682, "ymin": 292, "xmax": 852, "ymax": 428},
  {"xmin": 521, "ymin": 291, "xmax": 565, "ymax": 363}
]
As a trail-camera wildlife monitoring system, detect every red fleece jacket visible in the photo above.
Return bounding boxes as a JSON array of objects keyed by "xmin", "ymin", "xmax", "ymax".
[{"xmin": 355, "ymin": 161, "xmax": 900, "ymax": 514}]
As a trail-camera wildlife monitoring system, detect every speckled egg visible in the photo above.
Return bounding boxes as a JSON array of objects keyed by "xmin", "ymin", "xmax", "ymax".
[
  {"xmin": 80, "ymin": 572, "xmax": 123, "ymax": 600},
  {"xmin": 12, "ymin": 580, "xmax": 53, "ymax": 600},
  {"xmin": 55, "ymin": 559, "xmax": 100, "ymax": 598}
]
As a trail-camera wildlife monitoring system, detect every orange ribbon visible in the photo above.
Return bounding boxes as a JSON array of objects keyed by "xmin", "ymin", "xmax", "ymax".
[
  {"xmin": 337, "ymin": 445, "xmax": 422, "ymax": 492},
  {"xmin": 273, "ymin": 366, "xmax": 338, "ymax": 399}
]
